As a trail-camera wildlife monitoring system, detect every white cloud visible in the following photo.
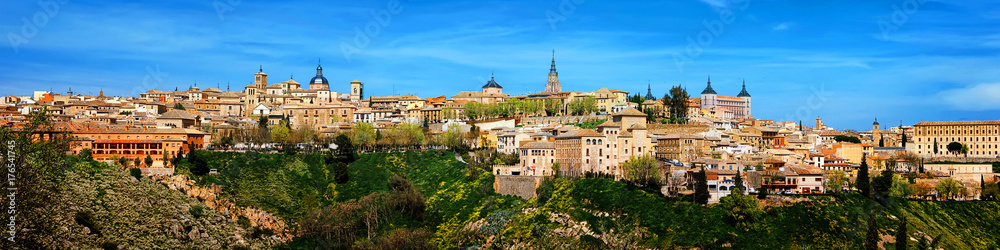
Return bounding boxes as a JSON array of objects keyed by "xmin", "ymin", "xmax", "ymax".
[
  {"xmin": 939, "ymin": 83, "xmax": 1000, "ymax": 111},
  {"xmin": 772, "ymin": 22, "xmax": 794, "ymax": 31}
]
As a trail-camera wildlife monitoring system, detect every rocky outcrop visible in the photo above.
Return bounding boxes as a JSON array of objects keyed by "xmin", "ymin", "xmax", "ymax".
[{"xmin": 154, "ymin": 175, "xmax": 293, "ymax": 242}]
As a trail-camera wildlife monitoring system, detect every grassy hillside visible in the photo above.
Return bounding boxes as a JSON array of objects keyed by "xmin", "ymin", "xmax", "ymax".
[
  {"xmin": 161, "ymin": 150, "xmax": 1000, "ymax": 249},
  {"xmin": 41, "ymin": 167, "xmax": 270, "ymax": 249}
]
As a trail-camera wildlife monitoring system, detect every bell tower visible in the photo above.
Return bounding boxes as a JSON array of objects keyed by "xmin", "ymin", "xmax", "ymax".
[{"xmin": 254, "ymin": 65, "xmax": 268, "ymax": 89}]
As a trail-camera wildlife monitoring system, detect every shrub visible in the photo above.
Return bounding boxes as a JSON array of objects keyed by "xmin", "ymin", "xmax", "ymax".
[
  {"xmin": 190, "ymin": 205, "xmax": 206, "ymax": 219},
  {"xmin": 129, "ymin": 168, "xmax": 142, "ymax": 179}
]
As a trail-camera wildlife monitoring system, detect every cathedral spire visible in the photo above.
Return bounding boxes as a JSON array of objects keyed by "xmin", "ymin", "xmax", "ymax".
[
  {"xmin": 550, "ymin": 50, "xmax": 557, "ymax": 73},
  {"xmin": 259, "ymin": 65, "xmax": 262, "ymax": 73},
  {"xmin": 645, "ymin": 80, "xmax": 656, "ymax": 100}
]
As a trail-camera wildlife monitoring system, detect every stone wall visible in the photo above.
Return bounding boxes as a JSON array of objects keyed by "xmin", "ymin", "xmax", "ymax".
[
  {"xmin": 141, "ymin": 167, "xmax": 175, "ymax": 177},
  {"xmin": 647, "ymin": 124, "xmax": 711, "ymax": 135},
  {"xmin": 153, "ymin": 174, "xmax": 292, "ymax": 242},
  {"xmin": 494, "ymin": 175, "xmax": 545, "ymax": 199},
  {"xmin": 520, "ymin": 115, "xmax": 610, "ymax": 126}
]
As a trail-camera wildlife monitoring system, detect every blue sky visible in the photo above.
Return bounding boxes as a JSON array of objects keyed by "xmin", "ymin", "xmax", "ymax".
[{"xmin": 2, "ymin": 0, "xmax": 999, "ymax": 130}]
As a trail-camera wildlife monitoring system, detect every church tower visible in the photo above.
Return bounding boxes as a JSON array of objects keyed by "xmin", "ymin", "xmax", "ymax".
[
  {"xmin": 737, "ymin": 79, "xmax": 751, "ymax": 118},
  {"xmin": 254, "ymin": 66, "xmax": 268, "ymax": 89},
  {"xmin": 873, "ymin": 118, "xmax": 881, "ymax": 146},
  {"xmin": 350, "ymin": 80, "xmax": 363, "ymax": 102},
  {"xmin": 544, "ymin": 50, "xmax": 561, "ymax": 93},
  {"xmin": 700, "ymin": 76, "xmax": 717, "ymax": 111}
]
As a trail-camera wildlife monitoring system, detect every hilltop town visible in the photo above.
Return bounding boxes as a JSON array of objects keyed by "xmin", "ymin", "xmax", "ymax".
[{"xmin": 2, "ymin": 53, "xmax": 998, "ymax": 205}]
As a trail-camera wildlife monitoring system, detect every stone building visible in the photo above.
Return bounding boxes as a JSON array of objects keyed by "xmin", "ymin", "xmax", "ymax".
[
  {"xmin": 699, "ymin": 77, "xmax": 752, "ymax": 120},
  {"xmin": 911, "ymin": 120, "xmax": 1000, "ymax": 158},
  {"xmin": 554, "ymin": 107, "xmax": 652, "ymax": 178},
  {"xmin": 451, "ymin": 74, "xmax": 509, "ymax": 104}
]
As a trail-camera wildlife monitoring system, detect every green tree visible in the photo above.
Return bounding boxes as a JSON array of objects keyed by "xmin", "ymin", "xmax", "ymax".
[
  {"xmin": 661, "ymin": 85, "xmax": 690, "ymax": 120},
  {"xmin": 935, "ymin": 177, "xmax": 965, "ymax": 200},
  {"xmin": 890, "ymin": 174, "xmax": 914, "ymax": 198},
  {"xmin": 757, "ymin": 183, "xmax": 768, "ymax": 199},
  {"xmin": 622, "ymin": 155, "xmax": 659, "ymax": 188},
  {"xmin": 258, "ymin": 115, "xmax": 268, "ymax": 129},
  {"xmin": 568, "ymin": 96, "xmax": 597, "ymax": 115},
  {"xmin": 834, "ymin": 135, "xmax": 862, "ymax": 143},
  {"xmin": 694, "ymin": 168, "xmax": 710, "ymax": 205},
  {"xmin": 271, "ymin": 124, "xmax": 291, "ymax": 144},
  {"xmin": 719, "ymin": 191, "xmax": 760, "ymax": 231},
  {"xmin": 961, "ymin": 143, "xmax": 969, "ymax": 157},
  {"xmin": 946, "ymin": 142, "xmax": 962, "ymax": 156},
  {"xmin": 981, "ymin": 180, "xmax": 999, "ymax": 201},
  {"xmin": 872, "ymin": 169, "xmax": 894, "ymax": 197},
  {"xmin": 857, "ymin": 156, "xmax": 871, "ymax": 198},
  {"xmin": 825, "ymin": 170, "xmax": 847, "ymax": 192},
  {"xmin": 916, "ymin": 234, "xmax": 943, "ymax": 250},
  {"xmin": 544, "ymin": 99, "xmax": 562, "ymax": 116},
  {"xmin": 933, "ymin": 138, "xmax": 939, "ymax": 154},
  {"xmin": 896, "ymin": 215, "xmax": 908, "ymax": 250},
  {"xmin": 350, "ymin": 122, "xmax": 376, "ymax": 147},
  {"xmin": 173, "ymin": 103, "xmax": 186, "ymax": 110},
  {"xmin": 144, "ymin": 155, "xmax": 153, "ymax": 166},
  {"xmin": 118, "ymin": 157, "xmax": 128, "ymax": 167},
  {"xmin": 733, "ymin": 171, "xmax": 745, "ymax": 194},
  {"xmin": 879, "ymin": 135, "xmax": 884, "ymax": 147},
  {"xmin": 866, "ymin": 211, "xmax": 879, "ymax": 250},
  {"xmin": 900, "ymin": 126, "xmax": 907, "ymax": 147}
]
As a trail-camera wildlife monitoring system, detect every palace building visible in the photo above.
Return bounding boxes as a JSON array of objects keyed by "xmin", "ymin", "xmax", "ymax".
[
  {"xmin": 699, "ymin": 77, "xmax": 752, "ymax": 120},
  {"xmin": 912, "ymin": 120, "xmax": 1000, "ymax": 158}
]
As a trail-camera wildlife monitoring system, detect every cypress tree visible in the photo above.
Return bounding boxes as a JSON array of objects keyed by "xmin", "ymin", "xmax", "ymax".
[
  {"xmin": 933, "ymin": 139, "xmax": 938, "ymax": 154},
  {"xmin": 981, "ymin": 175, "xmax": 987, "ymax": 200},
  {"xmin": 734, "ymin": 171, "xmax": 745, "ymax": 194},
  {"xmin": 858, "ymin": 156, "xmax": 871, "ymax": 198},
  {"xmin": 695, "ymin": 168, "xmax": 710, "ymax": 204},
  {"xmin": 896, "ymin": 215, "xmax": 908, "ymax": 250},
  {"xmin": 866, "ymin": 211, "xmax": 879, "ymax": 250},
  {"xmin": 757, "ymin": 182, "xmax": 768, "ymax": 199},
  {"xmin": 879, "ymin": 135, "xmax": 884, "ymax": 147}
]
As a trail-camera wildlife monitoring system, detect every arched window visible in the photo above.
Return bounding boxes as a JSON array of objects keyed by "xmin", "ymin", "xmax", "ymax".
[{"xmin": 586, "ymin": 139, "xmax": 592, "ymax": 145}]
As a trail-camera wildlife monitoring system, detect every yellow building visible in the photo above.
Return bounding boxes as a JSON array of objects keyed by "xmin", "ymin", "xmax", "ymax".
[{"xmin": 912, "ymin": 120, "xmax": 1000, "ymax": 158}]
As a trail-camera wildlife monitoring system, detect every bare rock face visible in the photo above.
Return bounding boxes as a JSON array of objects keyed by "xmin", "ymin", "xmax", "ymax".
[{"xmin": 152, "ymin": 175, "xmax": 293, "ymax": 242}]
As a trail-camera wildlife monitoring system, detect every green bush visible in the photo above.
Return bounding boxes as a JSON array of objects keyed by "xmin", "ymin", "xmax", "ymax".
[{"xmin": 129, "ymin": 168, "xmax": 142, "ymax": 179}]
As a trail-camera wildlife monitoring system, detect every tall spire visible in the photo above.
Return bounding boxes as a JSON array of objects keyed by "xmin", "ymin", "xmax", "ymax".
[
  {"xmin": 701, "ymin": 76, "xmax": 717, "ymax": 95},
  {"xmin": 737, "ymin": 78, "xmax": 751, "ymax": 97},
  {"xmin": 259, "ymin": 65, "xmax": 262, "ymax": 73},
  {"xmin": 645, "ymin": 80, "xmax": 656, "ymax": 100},
  {"xmin": 550, "ymin": 50, "xmax": 557, "ymax": 73}
]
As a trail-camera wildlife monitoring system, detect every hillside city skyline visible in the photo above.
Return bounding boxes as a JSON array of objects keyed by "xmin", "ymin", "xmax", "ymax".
[{"xmin": 3, "ymin": 1, "xmax": 1000, "ymax": 130}]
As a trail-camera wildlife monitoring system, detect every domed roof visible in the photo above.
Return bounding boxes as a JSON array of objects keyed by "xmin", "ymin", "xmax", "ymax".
[
  {"xmin": 310, "ymin": 59, "xmax": 329, "ymax": 85},
  {"xmin": 483, "ymin": 73, "xmax": 502, "ymax": 88}
]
